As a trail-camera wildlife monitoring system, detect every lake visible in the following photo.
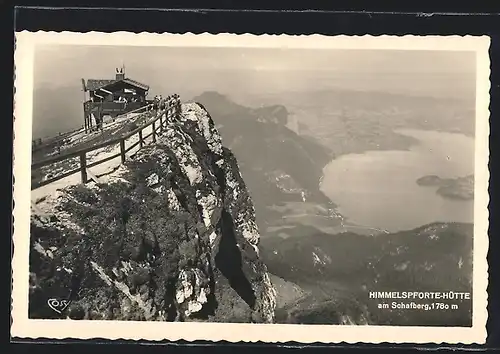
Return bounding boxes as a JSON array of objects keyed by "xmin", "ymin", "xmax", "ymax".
[{"xmin": 320, "ymin": 129, "xmax": 475, "ymax": 233}]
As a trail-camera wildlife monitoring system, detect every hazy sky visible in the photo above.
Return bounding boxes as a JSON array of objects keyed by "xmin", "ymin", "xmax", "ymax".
[
  {"xmin": 32, "ymin": 45, "xmax": 476, "ymax": 138},
  {"xmin": 35, "ymin": 45, "xmax": 476, "ymax": 78}
]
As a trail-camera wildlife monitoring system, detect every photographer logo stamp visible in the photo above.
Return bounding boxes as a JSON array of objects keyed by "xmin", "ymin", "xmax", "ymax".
[{"xmin": 47, "ymin": 298, "xmax": 71, "ymax": 314}]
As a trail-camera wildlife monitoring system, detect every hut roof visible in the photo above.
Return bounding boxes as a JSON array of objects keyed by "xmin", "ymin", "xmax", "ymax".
[{"xmin": 86, "ymin": 78, "xmax": 150, "ymax": 92}]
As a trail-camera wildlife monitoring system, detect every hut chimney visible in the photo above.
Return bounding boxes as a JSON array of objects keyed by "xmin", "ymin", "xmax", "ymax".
[{"xmin": 115, "ymin": 66, "xmax": 125, "ymax": 80}]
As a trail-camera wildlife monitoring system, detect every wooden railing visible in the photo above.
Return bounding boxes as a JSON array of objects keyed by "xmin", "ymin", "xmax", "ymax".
[
  {"xmin": 84, "ymin": 101, "xmax": 147, "ymax": 113},
  {"xmin": 32, "ymin": 103, "xmax": 154, "ymax": 153},
  {"xmin": 32, "ymin": 128, "xmax": 81, "ymax": 152},
  {"xmin": 31, "ymin": 97, "xmax": 180, "ymax": 190}
]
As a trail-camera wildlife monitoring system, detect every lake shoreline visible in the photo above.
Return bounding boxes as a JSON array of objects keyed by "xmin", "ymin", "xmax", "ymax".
[{"xmin": 318, "ymin": 128, "xmax": 475, "ymax": 233}]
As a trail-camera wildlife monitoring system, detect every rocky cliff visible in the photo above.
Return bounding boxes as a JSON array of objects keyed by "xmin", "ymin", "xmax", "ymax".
[
  {"xmin": 192, "ymin": 92, "xmax": 339, "ymax": 235},
  {"xmin": 29, "ymin": 102, "xmax": 277, "ymax": 323}
]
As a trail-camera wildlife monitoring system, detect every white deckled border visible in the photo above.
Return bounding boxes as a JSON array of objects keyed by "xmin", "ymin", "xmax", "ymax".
[{"xmin": 12, "ymin": 32, "xmax": 490, "ymax": 344}]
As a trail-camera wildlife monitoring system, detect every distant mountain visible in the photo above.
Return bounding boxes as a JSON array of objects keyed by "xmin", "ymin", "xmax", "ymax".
[
  {"xmin": 260, "ymin": 88, "xmax": 475, "ymax": 158},
  {"xmin": 260, "ymin": 222, "xmax": 473, "ymax": 326}
]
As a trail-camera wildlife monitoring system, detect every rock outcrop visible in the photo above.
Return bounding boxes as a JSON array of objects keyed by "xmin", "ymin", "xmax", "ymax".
[{"xmin": 29, "ymin": 102, "xmax": 277, "ymax": 323}]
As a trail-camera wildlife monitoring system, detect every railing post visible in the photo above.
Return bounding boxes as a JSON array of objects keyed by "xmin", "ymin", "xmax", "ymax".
[
  {"xmin": 120, "ymin": 139, "xmax": 126, "ymax": 163},
  {"xmin": 80, "ymin": 152, "xmax": 87, "ymax": 184},
  {"xmin": 139, "ymin": 130, "xmax": 143, "ymax": 148},
  {"xmin": 152, "ymin": 122, "xmax": 156, "ymax": 142},
  {"xmin": 159, "ymin": 115, "xmax": 163, "ymax": 133}
]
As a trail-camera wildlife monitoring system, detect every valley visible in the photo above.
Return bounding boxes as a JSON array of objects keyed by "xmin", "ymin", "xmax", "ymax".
[{"xmin": 192, "ymin": 90, "xmax": 474, "ymax": 326}]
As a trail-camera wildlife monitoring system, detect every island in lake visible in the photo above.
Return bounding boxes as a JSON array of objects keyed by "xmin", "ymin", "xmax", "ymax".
[{"xmin": 416, "ymin": 174, "xmax": 474, "ymax": 201}]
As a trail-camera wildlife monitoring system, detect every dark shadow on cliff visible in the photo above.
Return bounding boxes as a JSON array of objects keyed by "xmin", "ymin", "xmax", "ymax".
[{"xmin": 215, "ymin": 210, "xmax": 256, "ymax": 309}]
